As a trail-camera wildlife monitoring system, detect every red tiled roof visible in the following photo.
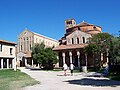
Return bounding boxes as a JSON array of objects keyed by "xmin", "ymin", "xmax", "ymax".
[
  {"xmin": 77, "ymin": 21, "xmax": 93, "ymax": 26},
  {"xmin": 0, "ymin": 40, "xmax": 16, "ymax": 45},
  {"xmin": 53, "ymin": 44, "xmax": 88, "ymax": 51}
]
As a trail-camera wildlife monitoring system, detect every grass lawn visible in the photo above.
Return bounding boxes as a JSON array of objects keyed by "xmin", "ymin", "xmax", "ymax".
[
  {"xmin": 107, "ymin": 73, "xmax": 120, "ymax": 81},
  {"xmin": 0, "ymin": 69, "xmax": 39, "ymax": 90}
]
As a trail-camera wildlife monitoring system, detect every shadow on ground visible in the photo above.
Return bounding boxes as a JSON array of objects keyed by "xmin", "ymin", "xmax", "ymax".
[{"xmin": 65, "ymin": 78, "xmax": 120, "ymax": 87}]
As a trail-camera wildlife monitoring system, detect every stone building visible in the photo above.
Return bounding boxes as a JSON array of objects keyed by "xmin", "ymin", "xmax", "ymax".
[
  {"xmin": 0, "ymin": 40, "xmax": 16, "ymax": 70},
  {"xmin": 53, "ymin": 18, "xmax": 104, "ymax": 68},
  {"xmin": 17, "ymin": 29, "xmax": 59, "ymax": 67}
]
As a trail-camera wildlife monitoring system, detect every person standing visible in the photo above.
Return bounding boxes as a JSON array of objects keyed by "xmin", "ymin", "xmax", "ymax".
[
  {"xmin": 70, "ymin": 63, "xmax": 74, "ymax": 76},
  {"xmin": 63, "ymin": 64, "xmax": 68, "ymax": 76}
]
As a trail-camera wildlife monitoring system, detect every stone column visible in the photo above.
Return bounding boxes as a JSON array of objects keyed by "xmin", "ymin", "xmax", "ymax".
[
  {"xmin": 55, "ymin": 55, "xmax": 59, "ymax": 67},
  {"xmin": 77, "ymin": 51, "xmax": 80, "ymax": 68},
  {"xmin": 62, "ymin": 52, "xmax": 65, "ymax": 65},
  {"xmin": 14, "ymin": 57, "xmax": 16, "ymax": 71},
  {"xmin": 85, "ymin": 54, "xmax": 87, "ymax": 66},
  {"xmin": 32, "ymin": 59, "xmax": 34, "ymax": 67},
  {"xmin": 7, "ymin": 59, "xmax": 9, "ymax": 69},
  {"xmin": 107, "ymin": 49, "xmax": 109, "ymax": 63},
  {"xmin": 25, "ymin": 58, "xmax": 27, "ymax": 66},
  {"xmin": 101, "ymin": 53, "xmax": 103, "ymax": 67},
  {"xmin": 1, "ymin": 59, "xmax": 3, "ymax": 69},
  {"xmin": 12, "ymin": 59, "xmax": 14, "ymax": 68},
  {"xmin": 69, "ymin": 51, "xmax": 72, "ymax": 64}
]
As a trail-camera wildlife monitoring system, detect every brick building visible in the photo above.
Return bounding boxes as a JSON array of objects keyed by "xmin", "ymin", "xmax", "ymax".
[
  {"xmin": 17, "ymin": 29, "xmax": 59, "ymax": 67},
  {"xmin": 53, "ymin": 19, "xmax": 106, "ymax": 68}
]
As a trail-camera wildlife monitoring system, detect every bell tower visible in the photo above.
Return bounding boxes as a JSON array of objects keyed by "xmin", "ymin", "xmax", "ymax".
[{"xmin": 65, "ymin": 18, "xmax": 76, "ymax": 30}]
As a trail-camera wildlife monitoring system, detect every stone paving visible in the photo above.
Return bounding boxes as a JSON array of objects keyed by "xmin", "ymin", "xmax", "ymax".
[{"xmin": 19, "ymin": 68, "xmax": 120, "ymax": 90}]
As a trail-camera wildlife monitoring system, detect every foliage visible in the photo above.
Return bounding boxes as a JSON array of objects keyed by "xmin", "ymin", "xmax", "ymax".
[
  {"xmin": 84, "ymin": 33, "xmax": 112, "ymax": 69},
  {"xmin": 0, "ymin": 69, "xmax": 39, "ymax": 90},
  {"xmin": 32, "ymin": 43, "xmax": 58, "ymax": 70},
  {"xmin": 84, "ymin": 32, "xmax": 120, "ymax": 75},
  {"xmin": 110, "ymin": 37, "xmax": 120, "ymax": 64}
]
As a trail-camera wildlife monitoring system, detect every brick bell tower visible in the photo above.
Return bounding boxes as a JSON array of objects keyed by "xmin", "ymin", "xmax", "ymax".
[{"xmin": 64, "ymin": 18, "xmax": 76, "ymax": 30}]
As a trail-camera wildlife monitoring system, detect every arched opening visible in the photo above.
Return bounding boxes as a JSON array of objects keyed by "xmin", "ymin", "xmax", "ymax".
[
  {"xmin": 77, "ymin": 37, "xmax": 79, "ymax": 44},
  {"xmin": 82, "ymin": 37, "xmax": 85, "ymax": 43},
  {"xmin": 72, "ymin": 38, "xmax": 74, "ymax": 44}
]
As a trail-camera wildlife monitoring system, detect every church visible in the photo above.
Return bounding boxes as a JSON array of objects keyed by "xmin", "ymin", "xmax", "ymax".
[{"xmin": 53, "ymin": 18, "xmax": 105, "ymax": 69}]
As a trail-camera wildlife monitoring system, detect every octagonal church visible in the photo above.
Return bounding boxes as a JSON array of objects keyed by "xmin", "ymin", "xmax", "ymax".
[{"xmin": 53, "ymin": 19, "xmax": 106, "ymax": 68}]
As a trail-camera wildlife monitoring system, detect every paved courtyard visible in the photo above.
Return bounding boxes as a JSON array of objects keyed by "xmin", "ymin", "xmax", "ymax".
[{"xmin": 19, "ymin": 68, "xmax": 120, "ymax": 90}]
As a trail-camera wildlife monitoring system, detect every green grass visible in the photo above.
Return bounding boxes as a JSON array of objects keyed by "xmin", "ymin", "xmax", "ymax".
[
  {"xmin": 0, "ymin": 69, "xmax": 39, "ymax": 90},
  {"xmin": 107, "ymin": 73, "xmax": 120, "ymax": 81}
]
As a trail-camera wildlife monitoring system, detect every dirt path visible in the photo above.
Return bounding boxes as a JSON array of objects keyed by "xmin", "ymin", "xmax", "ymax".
[{"xmin": 20, "ymin": 68, "xmax": 120, "ymax": 90}]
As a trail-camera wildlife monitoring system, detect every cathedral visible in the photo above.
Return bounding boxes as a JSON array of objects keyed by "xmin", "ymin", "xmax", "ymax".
[{"xmin": 53, "ymin": 18, "xmax": 106, "ymax": 68}]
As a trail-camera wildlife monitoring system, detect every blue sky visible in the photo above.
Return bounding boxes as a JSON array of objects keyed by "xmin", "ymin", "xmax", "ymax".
[{"xmin": 0, "ymin": 0, "xmax": 120, "ymax": 43}]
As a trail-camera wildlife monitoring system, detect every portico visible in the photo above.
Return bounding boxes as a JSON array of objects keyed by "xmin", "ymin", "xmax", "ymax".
[
  {"xmin": 53, "ymin": 42, "xmax": 102, "ymax": 69},
  {"xmin": 0, "ymin": 58, "xmax": 16, "ymax": 69},
  {"xmin": 53, "ymin": 44, "xmax": 91, "ymax": 68},
  {"xmin": 61, "ymin": 50, "xmax": 81, "ymax": 67}
]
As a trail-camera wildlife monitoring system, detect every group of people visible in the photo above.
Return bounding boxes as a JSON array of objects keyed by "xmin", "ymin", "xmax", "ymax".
[{"xmin": 63, "ymin": 63, "xmax": 74, "ymax": 76}]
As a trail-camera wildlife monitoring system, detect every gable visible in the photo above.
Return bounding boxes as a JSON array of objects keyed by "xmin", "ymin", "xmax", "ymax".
[
  {"xmin": 66, "ymin": 30, "xmax": 91, "ymax": 45},
  {"xmin": 66, "ymin": 30, "xmax": 91, "ymax": 38},
  {"xmin": 18, "ymin": 29, "xmax": 33, "ymax": 38}
]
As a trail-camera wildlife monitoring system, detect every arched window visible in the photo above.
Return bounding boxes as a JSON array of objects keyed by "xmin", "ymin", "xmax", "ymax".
[
  {"xmin": 82, "ymin": 37, "xmax": 85, "ymax": 43},
  {"xmin": 21, "ymin": 45, "xmax": 22, "ymax": 51},
  {"xmin": 77, "ymin": 37, "xmax": 79, "ymax": 44},
  {"xmin": 72, "ymin": 38, "xmax": 74, "ymax": 44}
]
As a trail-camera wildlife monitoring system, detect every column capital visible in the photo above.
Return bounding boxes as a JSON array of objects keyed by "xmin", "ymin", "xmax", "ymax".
[
  {"xmin": 69, "ymin": 51, "xmax": 72, "ymax": 56},
  {"xmin": 62, "ymin": 52, "xmax": 65, "ymax": 57},
  {"xmin": 77, "ymin": 51, "xmax": 80, "ymax": 56}
]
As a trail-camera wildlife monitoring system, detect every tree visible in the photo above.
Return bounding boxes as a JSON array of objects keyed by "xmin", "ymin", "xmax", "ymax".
[
  {"xmin": 32, "ymin": 43, "xmax": 58, "ymax": 70},
  {"xmin": 108, "ymin": 36, "xmax": 120, "ymax": 74},
  {"xmin": 84, "ymin": 33, "xmax": 112, "ymax": 69},
  {"xmin": 110, "ymin": 37, "xmax": 120, "ymax": 64}
]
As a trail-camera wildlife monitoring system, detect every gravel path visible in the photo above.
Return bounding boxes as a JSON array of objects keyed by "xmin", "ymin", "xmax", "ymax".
[{"xmin": 19, "ymin": 68, "xmax": 120, "ymax": 90}]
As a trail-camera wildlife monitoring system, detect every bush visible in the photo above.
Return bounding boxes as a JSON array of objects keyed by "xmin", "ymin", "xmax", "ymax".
[{"xmin": 109, "ymin": 65, "xmax": 120, "ymax": 75}]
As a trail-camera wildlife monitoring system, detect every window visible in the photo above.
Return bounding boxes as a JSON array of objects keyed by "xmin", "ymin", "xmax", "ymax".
[
  {"xmin": 27, "ymin": 37, "xmax": 28, "ymax": 40},
  {"xmin": 21, "ymin": 45, "xmax": 22, "ymax": 51},
  {"xmin": 30, "ymin": 44, "xmax": 31, "ymax": 50},
  {"xmin": 10, "ymin": 48, "xmax": 13, "ymax": 55},
  {"xmin": 82, "ymin": 37, "xmax": 85, "ymax": 43},
  {"xmin": 77, "ymin": 37, "xmax": 79, "ymax": 44},
  {"xmin": 93, "ymin": 26, "xmax": 96, "ymax": 29},
  {"xmin": 72, "ymin": 38, "xmax": 74, "ymax": 44},
  {"xmin": 0, "ymin": 44, "xmax": 2, "ymax": 52}
]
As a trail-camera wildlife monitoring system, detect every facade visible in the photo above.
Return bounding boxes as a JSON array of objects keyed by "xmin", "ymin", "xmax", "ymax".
[
  {"xmin": 53, "ymin": 19, "xmax": 107, "ymax": 68},
  {"xmin": 0, "ymin": 40, "xmax": 16, "ymax": 70},
  {"xmin": 17, "ymin": 29, "xmax": 59, "ymax": 67}
]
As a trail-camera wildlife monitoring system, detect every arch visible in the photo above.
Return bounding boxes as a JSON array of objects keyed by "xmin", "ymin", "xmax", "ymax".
[
  {"xmin": 82, "ymin": 37, "xmax": 85, "ymax": 43},
  {"xmin": 72, "ymin": 38, "xmax": 74, "ymax": 44},
  {"xmin": 77, "ymin": 37, "xmax": 79, "ymax": 44}
]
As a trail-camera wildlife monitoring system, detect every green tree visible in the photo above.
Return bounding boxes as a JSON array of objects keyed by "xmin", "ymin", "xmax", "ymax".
[
  {"xmin": 110, "ymin": 37, "xmax": 120, "ymax": 64},
  {"xmin": 84, "ymin": 33, "xmax": 112, "ymax": 69},
  {"xmin": 32, "ymin": 43, "xmax": 58, "ymax": 70}
]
